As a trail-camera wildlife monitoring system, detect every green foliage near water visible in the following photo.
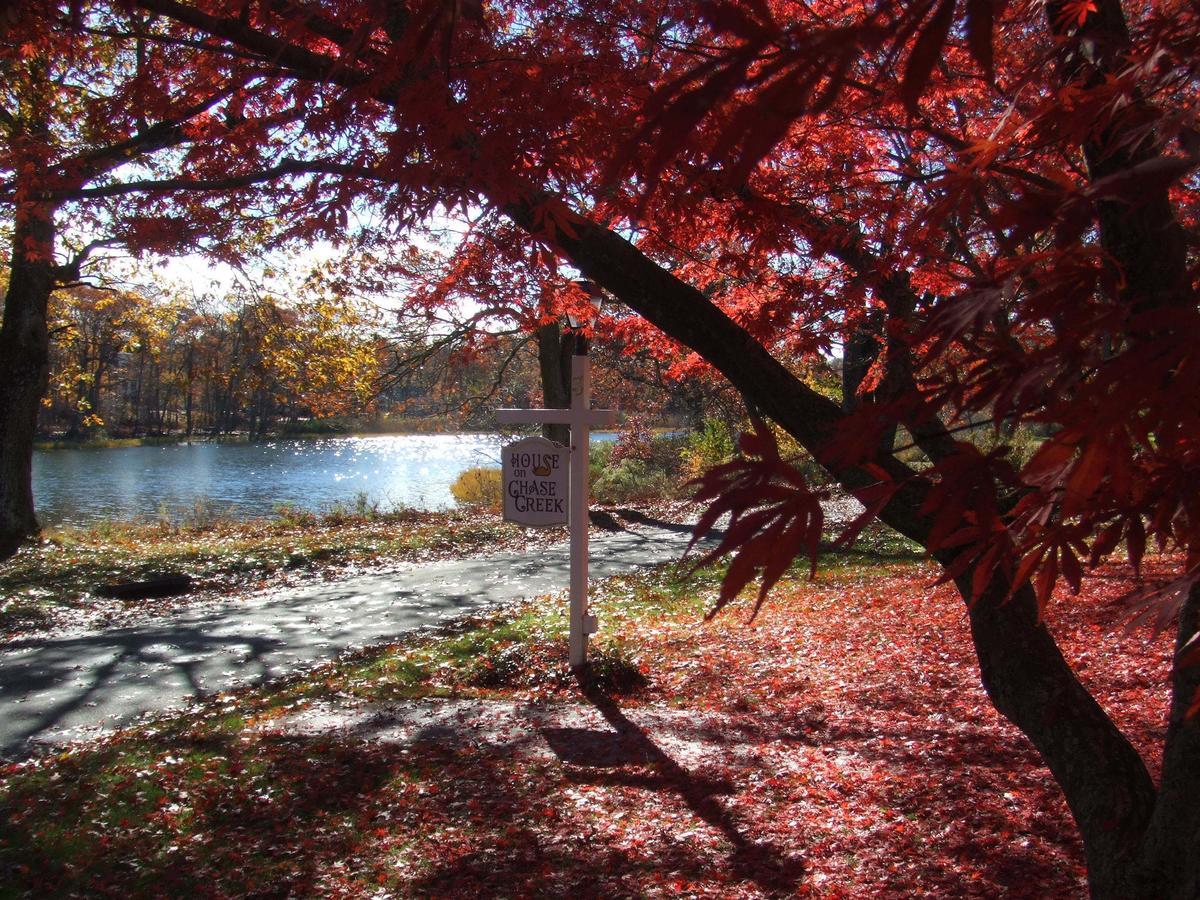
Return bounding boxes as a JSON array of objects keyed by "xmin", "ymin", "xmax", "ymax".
[
  {"xmin": 678, "ymin": 418, "xmax": 736, "ymax": 481},
  {"xmin": 278, "ymin": 418, "xmax": 352, "ymax": 436},
  {"xmin": 592, "ymin": 457, "xmax": 675, "ymax": 503},
  {"xmin": 35, "ymin": 434, "xmax": 185, "ymax": 451},
  {"xmin": 589, "ymin": 429, "xmax": 690, "ymax": 504}
]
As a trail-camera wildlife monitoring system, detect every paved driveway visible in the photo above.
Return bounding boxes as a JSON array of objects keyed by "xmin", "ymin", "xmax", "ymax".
[{"xmin": 0, "ymin": 521, "xmax": 701, "ymax": 759}]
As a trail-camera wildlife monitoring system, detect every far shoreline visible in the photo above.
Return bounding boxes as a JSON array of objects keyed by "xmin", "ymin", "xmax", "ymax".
[
  {"xmin": 35, "ymin": 421, "xmax": 681, "ymax": 452},
  {"xmin": 34, "ymin": 425, "xmax": 491, "ymax": 451}
]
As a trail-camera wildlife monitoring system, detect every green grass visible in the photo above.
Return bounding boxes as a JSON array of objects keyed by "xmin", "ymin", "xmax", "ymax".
[
  {"xmin": 817, "ymin": 520, "xmax": 925, "ymax": 572},
  {"xmin": 0, "ymin": 506, "xmax": 531, "ymax": 633}
]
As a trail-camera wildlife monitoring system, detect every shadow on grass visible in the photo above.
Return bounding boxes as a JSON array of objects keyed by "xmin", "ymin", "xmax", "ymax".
[
  {"xmin": 4, "ymin": 699, "xmax": 795, "ymax": 898},
  {"xmin": 1, "ymin": 675, "xmax": 1089, "ymax": 897},
  {"xmin": 815, "ymin": 539, "xmax": 925, "ymax": 564},
  {"xmin": 567, "ymin": 670, "xmax": 807, "ymax": 895},
  {"xmin": 2, "ymin": 730, "xmax": 415, "ymax": 897},
  {"xmin": 0, "ymin": 554, "xmax": 178, "ymax": 598},
  {"xmin": 821, "ymin": 712, "xmax": 1085, "ymax": 895}
]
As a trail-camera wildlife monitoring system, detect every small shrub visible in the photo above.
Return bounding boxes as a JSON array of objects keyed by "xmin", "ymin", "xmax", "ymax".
[
  {"xmin": 154, "ymin": 501, "xmax": 175, "ymax": 532},
  {"xmin": 680, "ymin": 418, "xmax": 735, "ymax": 481},
  {"xmin": 592, "ymin": 458, "xmax": 672, "ymax": 503},
  {"xmin": 645, "ymin": 432, "xmax": 689, "ymax": 474},
  {"xmin": 773, "ymin": 432, "xmax": 836, "ymax": 489},
  {"xmin": 589, "ymin": 441, "xmax": 614, "ymax": 481},
  {"xmin": 896, "ymin": 422, "xmax": 1044, "ymax": 473},
  {"xmin": 322, "ymin": 492, "xmax": 381, "ymax": 525},
  {"xmin": 324, "ymin": 500, "xmax": 347, "ymax": 524},
  {"xmin": 274, "ymin": 502, "xmax": 317, "ymax": 527},
  {"xmin": 682, "ymin": 419, "xmax": 835, "ymax": 490},
  {"xmin": 353, "ymin": 491, "xmax": 381, "ymax": 518},
  {"xmin": 182, "ymin": 496, "xmax": 228, "ymax": 529},
  {"xmin": 451, "ymin": 466, "xmax": 503, "ymax": 510},
  {"xmin": 611, "ymin": 414, "xmax": 654, "ymax": 463},
  {"xmin": 280, "ymin": 418, "xmax": 350, "ymax": 436}
]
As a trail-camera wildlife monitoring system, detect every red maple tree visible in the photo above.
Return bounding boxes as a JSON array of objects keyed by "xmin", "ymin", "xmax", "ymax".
[{"xmin": 2, "ymin": 0, "xmax": 1197, "ymax": 894}]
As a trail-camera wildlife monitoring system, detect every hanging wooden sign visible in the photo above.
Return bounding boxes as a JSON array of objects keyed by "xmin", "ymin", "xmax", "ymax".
[{"xmin": 501, "ymin": 436, "xmax": 569, "ymax": 526}]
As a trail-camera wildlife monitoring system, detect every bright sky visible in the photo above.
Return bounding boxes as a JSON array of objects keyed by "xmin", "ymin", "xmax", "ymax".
[
  {"xmin": 157, "ymin": 253, "xmax": 242, "ymax": 298},
  {"xmin": 143, "ymin": 208, "xmax": 476, "ymax": 311}
]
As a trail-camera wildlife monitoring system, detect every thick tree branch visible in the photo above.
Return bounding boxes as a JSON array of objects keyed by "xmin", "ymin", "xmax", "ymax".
[
  {"xmin": 32, "ymin": 158, "xmax": 380, "ymax": 202},
  {"xmin": 51, "ymin": 237, "xmax": 123, "ymax": 284},
  {"xmin": 504, "ymin": 192, "xmax": 932, "ymax": 533},
  {"xmin": 135, "ymin": 0, "xmax": 367, "ymax": 88},
  {"xmin": 70, "ymin": 86, "xmax": 239, "ymax": 176},
  {"xmin": 1133, "ymin": 582, "xmax": 1200, "ymax": 894},
  {"xmin": 504, "ymin": 188, "xmax": 1157, "ymax": 887}
]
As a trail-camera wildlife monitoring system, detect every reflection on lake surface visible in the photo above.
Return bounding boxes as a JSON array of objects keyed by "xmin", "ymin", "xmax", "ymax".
[{"xmin": 32, "ymin": 433, "xmax": 614, "ymax": 526}]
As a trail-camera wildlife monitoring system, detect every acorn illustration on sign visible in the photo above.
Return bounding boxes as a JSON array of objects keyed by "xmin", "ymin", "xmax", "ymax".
[{"xmin": 533, "ymin": 461, "xmax": 553, "ymax": 476}]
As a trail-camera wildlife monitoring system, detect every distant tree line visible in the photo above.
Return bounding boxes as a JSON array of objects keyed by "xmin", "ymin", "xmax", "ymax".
[
  {"xmin": 40, "ymin": 284, "xmax": 385, "ymax": 439},
  {"xmin": 38, "ymin": 282, "xmax": 728, "ymax": 440}
]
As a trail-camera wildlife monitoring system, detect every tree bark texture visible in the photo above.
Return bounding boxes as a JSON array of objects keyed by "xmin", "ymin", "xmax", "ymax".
[
  {"xmin": 536, "ymin": 321, "xmax": 573, "ymax": 447},
  {"xmin": 0, "ymin": 204, "xmax": 55, "ymax": 559}
]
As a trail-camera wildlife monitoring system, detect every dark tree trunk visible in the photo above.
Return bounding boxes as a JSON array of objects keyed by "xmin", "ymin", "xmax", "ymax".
[
  {"xmin": 183, "ymin": 372, "xmax": 193, "ymax": 434},
  {"xmin": 0, "ymin": 204, "xmax": 56, "ymax": 559},
  {"xmin": 217, "ymin": 371, "xmax": 238, "ymax": 435},
  {"xmin": 840, "ymin": 311, "xmax": 898, "ymax": 456},
  {"xmin": 132, "ymin": 348, "xmax": 146, "ymax": 432},
  {"xmin": 86, "ymin": 359, "xmax": 107, "ymax": 435},
  {"xmin": 502, "ymin": 193, "xmax": 1197, "ymax": 897},
  {"xmin": 536, "ymin": 321, "xmax": 573, "ymax": 446},
  {"xmin": 1045, "ymin": 0, "xmax": 1191, "ymax": 320},
  {"xmin": 247, "ymin": 393, "xmax": 259, "ymax": 439},
  {"xmin": 1128, "ymin": 582, "xmax": 1200, "ymax": 897},
  {"xmin": 185, "ymin": 349, "xmax": 194, "ymax": 436},
  {"xmin": 1042, "ymin": 1, "xmax": 1200, "ymax": 892},
  {"xmin": 948, "ymin": 563, "xmax": 1158, "ymax": 897}
]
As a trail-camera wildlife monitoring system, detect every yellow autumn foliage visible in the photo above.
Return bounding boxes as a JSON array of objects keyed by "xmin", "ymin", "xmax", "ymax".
[{"xmin": 450, "ymin": 467, "xmax": 503, "ymax": 510}]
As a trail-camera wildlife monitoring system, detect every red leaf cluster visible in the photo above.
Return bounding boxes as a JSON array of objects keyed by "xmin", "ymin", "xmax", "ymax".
[{"xmin": 689, "ymin": 419, "xmax": 826, "ymax": 617}]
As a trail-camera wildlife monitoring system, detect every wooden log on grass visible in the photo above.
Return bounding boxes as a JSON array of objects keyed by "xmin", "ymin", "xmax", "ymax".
[{"xmin": 95, "ymin": 574, "xmax": 193, "ymax": 600}]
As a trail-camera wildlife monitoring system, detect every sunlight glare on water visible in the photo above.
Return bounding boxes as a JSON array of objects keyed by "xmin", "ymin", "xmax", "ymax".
[{"xmin": 31, "ymin": 433, "xmax": 574, "ymax": 526}]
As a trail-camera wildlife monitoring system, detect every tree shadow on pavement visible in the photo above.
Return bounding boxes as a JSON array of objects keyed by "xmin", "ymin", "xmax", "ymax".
[
  {"xmin": 0, "ymin": 627, "xmax": 283, "ymax": 759},
  {"xmin": 613, "ymin": 507, "xmax": 696, "ymax": 535}
]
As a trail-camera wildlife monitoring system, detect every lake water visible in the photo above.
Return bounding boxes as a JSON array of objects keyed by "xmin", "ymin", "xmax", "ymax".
[{"xmin": 32, "ymin": 433, "xmax": 615, "ymax": 527}]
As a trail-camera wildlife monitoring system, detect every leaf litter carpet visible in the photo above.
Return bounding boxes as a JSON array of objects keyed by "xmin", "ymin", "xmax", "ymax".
[{"xmin": 240, "ymin": 560, "xmax": 1171, "ymax": 898}]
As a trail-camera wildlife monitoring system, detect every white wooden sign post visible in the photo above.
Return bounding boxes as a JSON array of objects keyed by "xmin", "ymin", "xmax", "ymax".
[{"xmin": 497, "ymin": 353, "xmax": 616, "ymax": 667}]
